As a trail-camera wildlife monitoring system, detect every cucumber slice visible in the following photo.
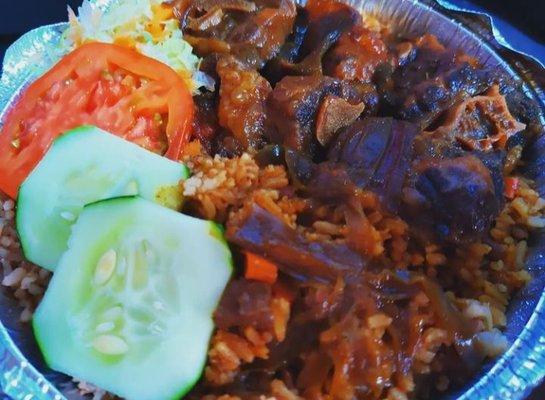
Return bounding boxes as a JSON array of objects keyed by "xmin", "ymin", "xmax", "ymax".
[
  {"xmin": 33, "ymin": 197, "xmax": 232, "ymax": 400},
  {"xmin": 16, "ymin": 126, "xmax": 189, "ymax": 270}
]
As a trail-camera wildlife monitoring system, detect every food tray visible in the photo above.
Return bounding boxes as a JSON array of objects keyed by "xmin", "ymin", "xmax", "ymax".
[{"xmin": 0, "ymin": 0, "xmax": 544, "ymax": 399}]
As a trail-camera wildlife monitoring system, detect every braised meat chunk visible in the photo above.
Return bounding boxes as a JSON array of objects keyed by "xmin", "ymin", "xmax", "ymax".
[
  {"xmin": 217, "ymin": 56, "xmax": 272, "ymax": 150},
  {"xmin": 315, "ymin": 95, "xmax": 365, "ymax": 146},
  {"xmin": 301, "ymin": 0, "xmax": 361, "ymax": 57},
  {"xmin": 264, "ymin": 0, "xmax": 362, "ymax": 79},
  {"xmin": 180, "ymin": 0, "xmax": 297, "ymax": 68},
  {"xmin": 227, "ymin": 204, "xmax": 368, "ymax": 281},
  {"xmin": 424, "ymin": 85, "xmax": 526, "ymax": 151},
  {"xmin": 328, "ymin": 118, "xmax": 419, "ymax": 211},
  {"xmin": 323, "ymin": 24, "xmax": 391, "ymax": 83},
  {"xmin": 267, "ymin": 76, "xmax": 352, "ymax": 155},
  {"xmin": 379, "ymin": 34, "xmax": 494, "ymax": 126},
  {"xmin": 192, "ymin": 91, "xmax": 222, "ymax": 154},
  {"xmin": 402, "ymin": 155, "xmax": 502, "ymax": 244},
  {"xmin": 214, "ymin": 278, "xmax": 274, "ymax": 331},
  {"xmin": 267, "ymin": 76, "xmax": 375, "ymax": 156}
]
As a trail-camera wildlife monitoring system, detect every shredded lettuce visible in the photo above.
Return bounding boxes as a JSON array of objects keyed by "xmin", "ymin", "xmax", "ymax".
[
  {"xmin": 64, "ymin": 0, "xmax": 210, "ymax": 92},
  {"xmin": 138, "ymin": 22, "xmax": 198, "ymax": 75}
]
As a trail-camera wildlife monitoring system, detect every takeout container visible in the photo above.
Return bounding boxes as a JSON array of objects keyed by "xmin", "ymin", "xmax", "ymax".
[{"xmin": 1, "ymin": 0, "xmax": 544, "ymax": 398}]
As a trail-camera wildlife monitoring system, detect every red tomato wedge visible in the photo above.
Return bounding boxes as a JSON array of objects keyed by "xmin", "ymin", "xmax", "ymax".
[{"xmin": 0, "ymin": 42, "xmax": 194, "ymax": 198}]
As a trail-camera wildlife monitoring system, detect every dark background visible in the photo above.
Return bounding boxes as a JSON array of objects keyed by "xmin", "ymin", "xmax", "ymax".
[
  {"xmin": 0, "ymin": 0, "xmax": 544, "ymax": 399},
  {"xmin": 0, "ymin": 0, "xmax": 544, "ymax": 63},
  {"xmin": 0, "ymin": 0, "xmax": 81, "ymax": 58}
]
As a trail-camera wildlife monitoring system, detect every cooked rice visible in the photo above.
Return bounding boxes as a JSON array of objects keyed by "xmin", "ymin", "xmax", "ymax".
[
  {"xmin": 0, "ymin": 195, "xmax": 50, "ymax": 322},
  {"xmin": 205, "ymin": 328, "xmax": 273, "ymax": 386},
  {"xmin": 188, "ymin": 153, "xmax": 413, "ymax": 267},
  {"xmin": 182, "ymin": 153, "xmax": 292, "ymax": 223},
  {"xmin": 179, "ymin": 152, "xmax": 545, "ymax": 397},
  {"xmin": 0, "ymin": 148, "xmax": 544, "ymax": 399},
  {"xmin": 205, "ymin": 290, "xmax": 290, "ymax": 387}
]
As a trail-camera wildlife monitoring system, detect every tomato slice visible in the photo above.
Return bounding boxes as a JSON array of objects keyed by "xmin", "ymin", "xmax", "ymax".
[{"xmin": 0, "ymin": 42, "xmax": 194, "ymax": 198}]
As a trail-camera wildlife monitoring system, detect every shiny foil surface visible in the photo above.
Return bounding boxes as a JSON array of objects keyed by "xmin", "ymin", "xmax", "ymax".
[{"xmin": 0, "ymin": 0, "xmax": 544, "ymax": 399}]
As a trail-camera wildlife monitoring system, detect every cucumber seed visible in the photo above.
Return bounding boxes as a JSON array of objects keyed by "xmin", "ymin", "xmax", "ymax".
[{"xmin": 94, "ymin": 249, "xmax": 117, "ymax": 285}]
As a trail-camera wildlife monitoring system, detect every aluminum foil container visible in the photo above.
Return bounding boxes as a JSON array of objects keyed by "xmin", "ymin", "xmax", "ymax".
[{"xmin": 1, "ymin": 0, "xmax": 544, "ymax": 399}]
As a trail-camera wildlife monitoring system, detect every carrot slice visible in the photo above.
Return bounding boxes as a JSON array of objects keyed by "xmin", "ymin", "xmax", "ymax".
[
  {"xmin": 244, "ymin": 252, "xmax": 278, "ymax": 284},
  {"xmin": 504, "ymin": 177, "xmax": 520, "ymax": 199}
]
